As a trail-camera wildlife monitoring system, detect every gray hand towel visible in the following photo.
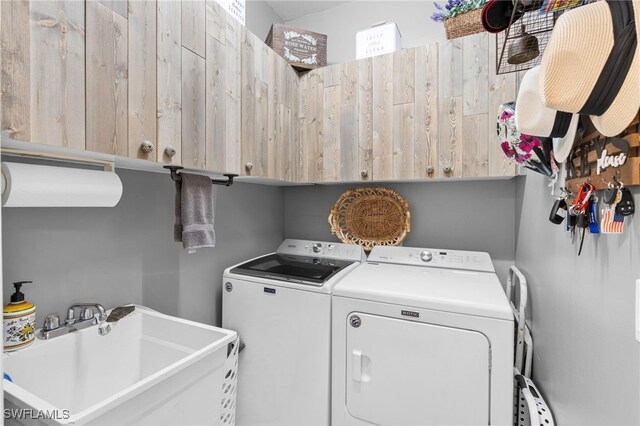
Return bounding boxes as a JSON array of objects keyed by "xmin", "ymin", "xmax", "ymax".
[{"xmin": 174, "ymin": 173, "xmax": 215, "ymax": 252}]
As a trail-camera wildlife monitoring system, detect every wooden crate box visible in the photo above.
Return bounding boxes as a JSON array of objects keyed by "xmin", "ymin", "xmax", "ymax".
[{"xmin": 266, "ymin": 24, "xmax": 327, "ymax": 71}]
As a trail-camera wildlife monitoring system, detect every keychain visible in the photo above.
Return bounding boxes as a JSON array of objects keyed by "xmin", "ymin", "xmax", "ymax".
[
  {"xmin": 588, "ymin": 200, "xmax": 600, "ymax": 234},
  {"xmin": 571, "ymin": 183, "xmax": 595, "ymax": 255},
  {"xmin": 616, "ymin": 187, "xmax": 634, "ymax": 216},
  {"xmin": 601, "ymin": 188, "xmax": 624, "ymax": 234},
  {"xmin": 603, "ymin": 185, "xmax": 618, "ymax": 205},
  {"xmin": 549, "ymin": 198, "xmax": 568, "ymax": 224}
]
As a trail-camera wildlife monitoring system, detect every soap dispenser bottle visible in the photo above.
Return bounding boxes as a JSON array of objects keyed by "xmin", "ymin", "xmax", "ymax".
[{"xmin": 3, "ymin": 281, "xmax": 36, "ymax": 351}]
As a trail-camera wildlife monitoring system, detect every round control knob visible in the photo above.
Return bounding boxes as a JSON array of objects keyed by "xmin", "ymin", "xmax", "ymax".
[
  {"xmin": 164, "ymin": 145, "xmax": 177, "ymax": 157},
  {"xmin": 361, "ymin": 170, "xmax": 368, "ymax": 178},
  {"xmin": 350, "ymin": 315, "xmax": 361, "ymax": 328},
  {"xmin": 420, "ymin": 250, "xmax": 433, "ymax": 262},
  {"xmin": 140, "ymin": 140, "xmax": 154, "ymax": 154},
  {"xmin": 443, "ymin": 165, "xmax": 452, "ymax": 174},
  {"xmin": 426, "ymin": 165, "xmax": 435, "ymax": 175},
  {"xmin": 312, "ymin": 243, "xmax": 322, "ymax": 253},
  {"xmin": 245, "ymin": 162, "xmax": 254, "ymax": 171}
]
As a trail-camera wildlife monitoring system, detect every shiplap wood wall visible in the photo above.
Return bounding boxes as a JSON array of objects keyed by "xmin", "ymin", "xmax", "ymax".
[{"xmin": 1, "ymin": 1, "xmax": 515, "ymax": 183}]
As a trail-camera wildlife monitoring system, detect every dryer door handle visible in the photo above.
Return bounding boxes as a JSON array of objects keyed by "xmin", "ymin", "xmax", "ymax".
[{"xmin": 352, "ymin": 349, "xmax": 363, "ymax": 382}]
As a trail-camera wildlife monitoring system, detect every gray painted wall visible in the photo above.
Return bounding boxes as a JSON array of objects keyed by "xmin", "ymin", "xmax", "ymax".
[
  {"xmin": 246, "ymin": 0, "xmax": 284, "ymax": 41},
  {"xmin": 2, "ymin": 169, "xmax": 284, "ymax": 328},
  {"xmin": 285, "ymin": 1, "xmax": 444, "ymax": 64},
  {"xmin": 284, "ymin": 180, "xmax": 516, "ymax": 282},
  {"xmin": 515, "ymin": 171, "xmax": 640, "ymax": 425}
]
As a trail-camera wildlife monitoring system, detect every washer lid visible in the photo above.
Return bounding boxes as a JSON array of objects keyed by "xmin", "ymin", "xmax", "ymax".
[
  {"xmin": 333, "ymin": 262, "xmax": 513, "ymax": 321},
  {"xmin": 230, "ymin": 253, "xmax": 355, "ymax": 287}
]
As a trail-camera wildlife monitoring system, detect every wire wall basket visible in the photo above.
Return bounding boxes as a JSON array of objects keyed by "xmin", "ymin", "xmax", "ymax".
[{"xmin": 496, "ymin": 0, "xmax": 590, "ymax": 75}]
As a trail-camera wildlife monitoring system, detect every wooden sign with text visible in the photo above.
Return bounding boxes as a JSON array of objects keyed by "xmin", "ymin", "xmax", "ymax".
[
  {"xmin": 566, "ymin": 115, "xmax": 640, "ymax": 191},
  {"xmin": 266, "ymin": 24, "xmax": 327, "ymax": 71}
]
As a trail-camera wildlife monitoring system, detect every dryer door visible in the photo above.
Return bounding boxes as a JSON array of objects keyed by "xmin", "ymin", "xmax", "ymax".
[{"xmin": 345, "ymin": 312, "xmax": 491, "ymax": 425}]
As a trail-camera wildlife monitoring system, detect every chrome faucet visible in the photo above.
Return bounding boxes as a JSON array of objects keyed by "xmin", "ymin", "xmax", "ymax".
[
  {"xmin": 38, "ymin": 303, "xmax": 110, "ymax": 340},
  {"xmin": 67, "ymin": 303, "xmax": 107, "ymax": 324}
]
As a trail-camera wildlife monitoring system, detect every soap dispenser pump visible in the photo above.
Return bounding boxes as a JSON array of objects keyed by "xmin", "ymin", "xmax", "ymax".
[{"xmin": 3, "ymin": 281, "xmax": 36, "ymax": 351}]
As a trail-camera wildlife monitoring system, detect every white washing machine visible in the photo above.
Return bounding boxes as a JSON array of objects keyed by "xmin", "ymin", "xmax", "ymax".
[
  {"xmin": 331, "ymin": 246, "xmax": 514, "ymax": 426},
  {"xmin": 223, "ymin": 239, "xmax": 366, "ymax": 425}
]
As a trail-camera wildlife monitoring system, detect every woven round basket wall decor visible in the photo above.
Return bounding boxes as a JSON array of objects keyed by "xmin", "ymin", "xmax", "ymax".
[{"xmin": 328, "ymin": 187, "xmax": 410, "ymax": 252}]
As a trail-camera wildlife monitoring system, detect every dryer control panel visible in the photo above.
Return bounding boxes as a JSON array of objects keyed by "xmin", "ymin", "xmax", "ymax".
[
  {"xmin": 276, "ymin": 239, "xmax": 367, "ymax": 262},
  {"xmin": 367, "ymin": 246, "xmax": 495, "ymax": 273}
]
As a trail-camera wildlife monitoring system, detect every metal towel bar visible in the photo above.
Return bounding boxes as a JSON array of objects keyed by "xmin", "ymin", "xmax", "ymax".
[{"xmin": 164, "ymin": 165, "xmax": 237, "ymax": 187}]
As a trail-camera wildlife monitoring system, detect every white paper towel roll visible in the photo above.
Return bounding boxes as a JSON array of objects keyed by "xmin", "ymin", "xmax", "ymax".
[{"xmin": 1, "ymin": 162, "xmax": 123, "ymax": 207}]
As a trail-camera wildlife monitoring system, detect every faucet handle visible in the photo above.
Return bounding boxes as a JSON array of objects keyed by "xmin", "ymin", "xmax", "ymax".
[
  {"xmin": 43, "ymin": 314, "xmax": 60, "ymax": 332},
  {"xmin": 80, "ymin": 308, "xmax": 94, "ymax": 321}
]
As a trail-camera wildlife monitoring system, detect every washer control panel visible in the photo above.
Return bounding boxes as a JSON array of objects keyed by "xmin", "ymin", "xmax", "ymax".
[
  {"xmin": 276, "ymin": 239, "xmax": 366, "ymax": 262},
  {"xmin": 368, "ymin": 246, "xmax": 495, "ymax": 272}
]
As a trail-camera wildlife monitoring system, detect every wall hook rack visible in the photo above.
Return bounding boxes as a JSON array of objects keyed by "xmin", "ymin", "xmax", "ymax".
[{"xmin": 163, "ymin": 166, "xmax": 237, "ymax": 187}]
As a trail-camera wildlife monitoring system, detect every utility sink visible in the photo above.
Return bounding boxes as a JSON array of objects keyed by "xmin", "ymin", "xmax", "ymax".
[{"xmin": 3, "ymin": 305, "xmax": 238, "ymax": 425}]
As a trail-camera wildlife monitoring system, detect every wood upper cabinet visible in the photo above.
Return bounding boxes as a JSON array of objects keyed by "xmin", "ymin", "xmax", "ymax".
[
  {"xmin": 298, "ymin": 32, "xmax": 516, "ymax": 183},
  {"xmin": 1, "ymin": 0, "xmax": 85, "ymax": 149},
  {"xmin": 2, "ymin": 3, "xmax": 514, "ymax": 183}
]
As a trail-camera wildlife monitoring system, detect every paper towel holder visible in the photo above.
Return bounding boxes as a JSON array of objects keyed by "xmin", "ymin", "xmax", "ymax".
[
  {"xmin": 164, "ymin": 166, "xmax": 237, "ymax": 187},
  {"xmin": 1, "ymin": 147, "xmax": 118, "ymax": 204},
  {"xmin": 1, "ymin": 147, "xmax": 115, "ymax": 171}
]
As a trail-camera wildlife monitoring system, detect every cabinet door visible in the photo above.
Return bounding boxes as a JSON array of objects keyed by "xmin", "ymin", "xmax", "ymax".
[
  {"xmin": 358, "ymin": 58, "xmax": 374, "ymax": 182},
  {"xmin": 338, "ymin": 61, "xmax": 360, "ymax": 182},
  {"xmin": 128, "ymin": 0, "xmax": 157, "ymax": 161},
  {"xmin": 241, "ymin": 29, "xmax": 270, "ymax": 177},
  {"xmin": 488, "ymin": 43, "xmax": 518, "ymax": 177},
  {"xmin": 181, "ymin": 0, "xmax": 206, "ymax": 170},
  {"xmin": 299, "ymin": 68, "xmax": 325, "ymax": 183},
  {"xmin": 323, "ymin": 64, "xmax": 341, "ymax": 182},
  {"xmin": 414, "ymin": 43, "xmax": 439, "ymax": 179},
  {"xmin": 157, "ymin": 0, "xmax": 182, "ymax": 164},
  {"xmin": 181, "ymin": 48, "xmax": 206, "ymax": 170},
  {"xmin": 461, "ymin": 33, "xmax": 517, "ymax": 178},
  {"xmin": 1, "ymin": 1, "xmax": 85, "ymax": 149},
  {"xmin": 461, "ymin": 33, "xmax": 490, "ymax": 178},
  {"xmin": 86, "ymin": 0, "xmax": 128, "ymax": 156},
  {"xmin": 205, "ymin": 1, "xmax": 241, "ymax": 175},
  {"xmin": 267, "ymin": 51, "xmax": 289, "ymax": 181},
  {"xmin": 372, "ymin": 53, "xmax": 394, "ymax": 180},
  {"xmin": 303, "ymin": 61, "xmax": 368, "ymax": 183},
  {"xmin": 438, "ymin": 38, "xmax": 464, "ymax": 178}
]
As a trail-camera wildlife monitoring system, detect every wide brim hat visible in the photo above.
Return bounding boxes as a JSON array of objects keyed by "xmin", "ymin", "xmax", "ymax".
[
  {"xmin": 482, "ymin": 0, "xmax": 524, "ymax": 33},
  {"xmin": 497, "ymin": 102, "xmax": 554, "ymax": 176},
  {"xmin": 515, "ymin": 66, "xmax": 579, "ymax": 163},
  {"xmin": 540, "ymin": 0, "xmax": 640, "ymax": 137}
]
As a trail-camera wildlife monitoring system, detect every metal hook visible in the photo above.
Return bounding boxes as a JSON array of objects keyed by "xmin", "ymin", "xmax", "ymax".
[{"xmin": 610, "ymin": 171, "xmax": 623, "ymax": 189}]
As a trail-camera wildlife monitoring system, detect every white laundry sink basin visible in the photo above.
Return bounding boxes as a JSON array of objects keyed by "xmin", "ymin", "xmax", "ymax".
[{"xmin": 3, "ymin": 305, "xmax": 238, "ymax": 425}]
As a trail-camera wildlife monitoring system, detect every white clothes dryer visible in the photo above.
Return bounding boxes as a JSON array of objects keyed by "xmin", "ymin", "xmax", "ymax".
[
  {"xmin": 223, "ymin": 239, "xmax": 366, "ymax": 426},
  {"xmin": 331, "ymin": 246, "xmax": 514, "ymax": 426}
]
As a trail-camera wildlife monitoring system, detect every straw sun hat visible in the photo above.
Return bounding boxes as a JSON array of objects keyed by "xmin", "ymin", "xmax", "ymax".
[
  {"xmin": 539, "ymin": 0, "xmax": 640, "ymax": 137},
  {"xmin": 515, "ymin": 66, "xmax": 579, "ymax": 163}
]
